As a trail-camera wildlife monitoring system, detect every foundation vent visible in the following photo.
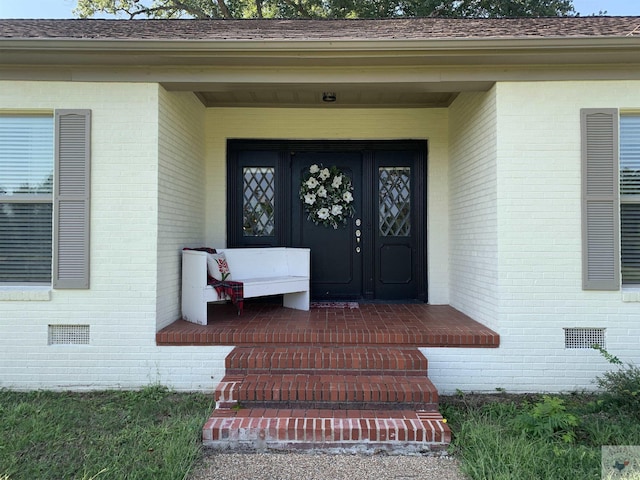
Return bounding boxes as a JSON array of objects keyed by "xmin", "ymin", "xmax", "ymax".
[
  {"xmin": 48, "ymin": 324, "xmax": 90, "ymax": 345},
  {"xmin": 564, "ymin": 327, "xmax": 605, "ymax": 349}
]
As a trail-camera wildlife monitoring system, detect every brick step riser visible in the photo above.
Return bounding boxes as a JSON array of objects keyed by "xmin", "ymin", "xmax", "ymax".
[
  {"xmin": 215, "ymin": 375, "xmax": 439, "ymax": 407},
  {"xmin": 225, "ymin": 348, "xmax": 429, "ymax": 375},
  {"xmin": 226, "ymin": 368, "xmax": 427, "ymax": 376},
  {"xmin": 203, "ymin": 411, "xmax": 450, "ymax": 453},
  {"xmin": 229, "ymin": 401, "xmax": 439, "ymax": 411},
  {"xmin": 237, "ymin": 390, "xmax": 437, "ymax": 405}
]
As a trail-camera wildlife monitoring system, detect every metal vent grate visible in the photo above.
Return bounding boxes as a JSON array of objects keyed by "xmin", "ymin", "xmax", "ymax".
[
  {"xmin": 48, "ymin": 324, "xmax": 90, "ymax": 345},
  {"xmin": 564, "ymin": 327, "xmax": 605, "ymax": 349}
]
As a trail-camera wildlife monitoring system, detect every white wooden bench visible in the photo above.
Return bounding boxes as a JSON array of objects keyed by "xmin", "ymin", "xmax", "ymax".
[{"xmin": 181, "ymin": 247, "xmax": 310, "ymax": 325}]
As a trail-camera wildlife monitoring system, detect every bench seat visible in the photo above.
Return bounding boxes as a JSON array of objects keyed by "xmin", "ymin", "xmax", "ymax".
[{"xmin": 182, "ymin": 247, "xmax": 310, "ymax": 325}]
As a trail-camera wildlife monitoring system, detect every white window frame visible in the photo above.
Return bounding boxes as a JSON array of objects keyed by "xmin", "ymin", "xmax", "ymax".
[
  {"xmin": 0, "ymin": 114, "xmax": 54, "ymax": 286},
  {"xmin": 620, "ymin": 114, "xmax": 640, "ymax": 287}
]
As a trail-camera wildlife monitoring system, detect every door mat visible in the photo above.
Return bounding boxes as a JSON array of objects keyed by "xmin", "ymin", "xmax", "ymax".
[{"xmin": 310, "ymin": 302, "xmax": 360, "ymax": 309}]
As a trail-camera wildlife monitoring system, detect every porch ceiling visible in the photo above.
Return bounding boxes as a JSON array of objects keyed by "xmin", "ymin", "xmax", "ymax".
[
  {"xmin": 166, "ymin": 81, "xmax": 493, "ymax": 108},
  {"xmin": 192, "ymin": 85, "xmax": 460, "ymax": 108},
  {"xmin": 194, "ymin": 87, "xmax": 455, "ymax": 108}
]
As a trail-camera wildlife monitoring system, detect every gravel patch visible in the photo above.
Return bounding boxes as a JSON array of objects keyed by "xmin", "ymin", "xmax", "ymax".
[{"xmin": 189, "ymin": 452, "xmax": 469, "ymax": 480}]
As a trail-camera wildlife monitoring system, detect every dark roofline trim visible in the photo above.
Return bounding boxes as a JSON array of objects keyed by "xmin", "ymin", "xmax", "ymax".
[{"xmin": 2, "ymin": 36, "xmax": 640, "ymax": 53}]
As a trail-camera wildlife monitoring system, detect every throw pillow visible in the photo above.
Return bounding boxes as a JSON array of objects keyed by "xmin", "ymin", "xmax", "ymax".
[{"xmin": 207, "ymin": 252, "xmax": 232, "ymax": 282}]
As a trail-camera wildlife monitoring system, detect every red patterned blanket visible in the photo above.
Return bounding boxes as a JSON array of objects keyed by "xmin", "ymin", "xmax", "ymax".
[
  {"xmin": 183, "ymin": 247, "xmax": 244, "ymax": 314},
  {"xmin": 210, "ymin": 280, "xmax": 244, "ymax": 314}
]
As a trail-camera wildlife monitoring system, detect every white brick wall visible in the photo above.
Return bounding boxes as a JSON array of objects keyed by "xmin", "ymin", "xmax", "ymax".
[
  {"xmin": 492, "ymin": 81, "xmax": 640, "ymax": 391},
  {"xmin": 426, "ymin": 81, "xmax": 640, "ymax": 394},
  {"xmin": 0, "ymin": 81, "xmax": 232, "ymax": 392},
  {"xmin": 2, "ymin": 80, "xmax": 638, "ymax": 394},
  {"xmin": 448, "ymin": 90, "xmax": 499, "ymax": 329},
  {"xmin": 157, "ymin": 88, "xmax": 207, "ymax": 330}
]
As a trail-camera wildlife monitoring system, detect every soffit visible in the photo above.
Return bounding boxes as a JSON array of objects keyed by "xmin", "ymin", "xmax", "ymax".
[{"xmin": 192, "ymin": 85, "xmax": 465, "ymax": 108}]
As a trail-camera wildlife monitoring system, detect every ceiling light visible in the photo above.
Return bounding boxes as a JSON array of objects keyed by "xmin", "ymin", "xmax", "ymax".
[{"xmin": 322, "ymin": 92, "xmax": 337, "ymax": 103}]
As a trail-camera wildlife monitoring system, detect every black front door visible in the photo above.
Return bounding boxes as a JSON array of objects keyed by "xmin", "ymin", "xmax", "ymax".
[
  {"xmin": 291, "ymin": 152, "xmax": 363, "ymax": 300},
  {"xmin": 227, "ymin": 140, "xmax": 427, "ymax": 302}
]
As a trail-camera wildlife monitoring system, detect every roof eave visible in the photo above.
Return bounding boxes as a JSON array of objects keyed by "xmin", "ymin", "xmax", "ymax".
[
  {"xmin": 1, "ymin": 35, "xmax": 640, "ymax": 51},
  {"xmin": 2, "ymin": 36, "xmax": 640, "ymax": 67}
]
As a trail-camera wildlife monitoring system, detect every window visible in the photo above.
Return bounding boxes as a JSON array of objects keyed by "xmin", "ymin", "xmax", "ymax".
[
  {"xmin": 0, "ymin": 110, "xmax": 90, "ymax": 289},
  {"xmin": 378, "ymin": 166, "xmax": 411, "ymax": 237},
  {"xmin": 0, "ymin": 115, "xmax": 54, "ymax": 284},
  {"xmin": 620, "ymin": 115, "xmax": 640, "ymax": 285},
  {"xmin": 242, "ymin": 167, "xmax": 275, "ymax": 237}
]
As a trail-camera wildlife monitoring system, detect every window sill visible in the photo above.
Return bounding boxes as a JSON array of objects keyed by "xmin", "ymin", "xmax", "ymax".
[
  {"xmin": 622, "ymin": 288, "xmax": 640, "ymax": 303},
  {"xmin": 0, "ymin": 286, "xmax": 52, "ymax": 301}
]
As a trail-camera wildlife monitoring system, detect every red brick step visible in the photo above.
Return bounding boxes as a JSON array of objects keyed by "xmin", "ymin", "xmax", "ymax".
[
  {"xmin": 203, "ymin": 407, "xmax": 450, "ymax": 453},
  {"xmin": 225, "ymin": 346, "xmax": 428, "ymax": 376},
  {"xmin": 215, "ymin": 373, "xmax": 438, "ymax": 410},
  {"xmin": 207, "ymin": 345, "xmax": 450, "ymax": 452}
]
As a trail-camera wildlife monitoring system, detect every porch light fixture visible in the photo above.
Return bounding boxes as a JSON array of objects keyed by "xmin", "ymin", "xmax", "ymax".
[{"xmin": 322, "ymin": 92, "xmax": 337, "ymax": 103}]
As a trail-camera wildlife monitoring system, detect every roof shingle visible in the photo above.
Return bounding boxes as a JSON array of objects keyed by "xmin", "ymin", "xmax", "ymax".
[{"xmin": 1, "ymin": 17, "xmax": 640, "ymax": 42}]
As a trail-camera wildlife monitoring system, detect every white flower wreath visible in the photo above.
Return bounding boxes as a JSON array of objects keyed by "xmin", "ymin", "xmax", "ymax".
[{"xmin": 299, "ymin": 163, "xmax": 355, "ymax": 229}]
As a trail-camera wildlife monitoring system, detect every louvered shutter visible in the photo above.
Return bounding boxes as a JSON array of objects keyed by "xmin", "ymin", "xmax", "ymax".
[
  {"xmin": 53, "ymin": 110, "xmax": 90, "ymax": 289},
  {"xmin": 581, "ymin": 108, "xmax": 620, "ymax": 290}
]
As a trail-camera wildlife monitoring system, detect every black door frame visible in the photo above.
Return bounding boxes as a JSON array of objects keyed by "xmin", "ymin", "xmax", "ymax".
[{"xmin": 226, "ymin": 139, "xmax": 428, "ymax": 301}]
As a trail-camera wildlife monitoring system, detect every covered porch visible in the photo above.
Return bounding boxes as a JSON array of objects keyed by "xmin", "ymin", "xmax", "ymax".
[{"xmin": 156, "ymin": 302, "xmax": 499, "ymax": 347}]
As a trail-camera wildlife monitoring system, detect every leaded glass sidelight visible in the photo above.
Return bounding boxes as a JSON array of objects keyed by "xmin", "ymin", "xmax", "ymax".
[
  {"xmin": 242, "ymin": 167, "xmax": 275, "ymax": 236},
  {"xmin": 379, "ymin": 167, "xmax": 411, "ymax": 237}
]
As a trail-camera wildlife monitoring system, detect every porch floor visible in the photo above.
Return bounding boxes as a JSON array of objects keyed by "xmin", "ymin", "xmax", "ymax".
[{"xmin": 156, "ymin": 302, "xmax": 499, "ymax": 347}]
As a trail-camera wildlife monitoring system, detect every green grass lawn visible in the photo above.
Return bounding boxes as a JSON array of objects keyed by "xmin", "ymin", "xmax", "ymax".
[
  {"xmin": 0, "ymin": 386, "xmax": 212, "ymax": 480},
  {"xmin": 2, "ymin": 384, "xmax": 640, "ymax": 480}
]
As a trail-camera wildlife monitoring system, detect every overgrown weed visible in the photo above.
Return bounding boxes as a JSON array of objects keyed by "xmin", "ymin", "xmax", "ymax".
[
  {"xmin": 442, "ymin": 347, "xmax": 640, "ymax": 480},
  {"xmin": 592, "ymin": 345, "xmax": 640, "ymax": 418}
]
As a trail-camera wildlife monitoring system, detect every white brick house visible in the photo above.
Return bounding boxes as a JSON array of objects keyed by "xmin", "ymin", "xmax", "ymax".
[{"xmin": 0, "ymin": 17, "xmax": 638, "ymax": 394}]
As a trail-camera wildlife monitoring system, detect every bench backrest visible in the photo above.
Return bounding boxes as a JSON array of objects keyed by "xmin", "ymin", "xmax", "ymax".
[{"xmin": 218, "ymin": 247, "xmax": 309, "ymax": 279}]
